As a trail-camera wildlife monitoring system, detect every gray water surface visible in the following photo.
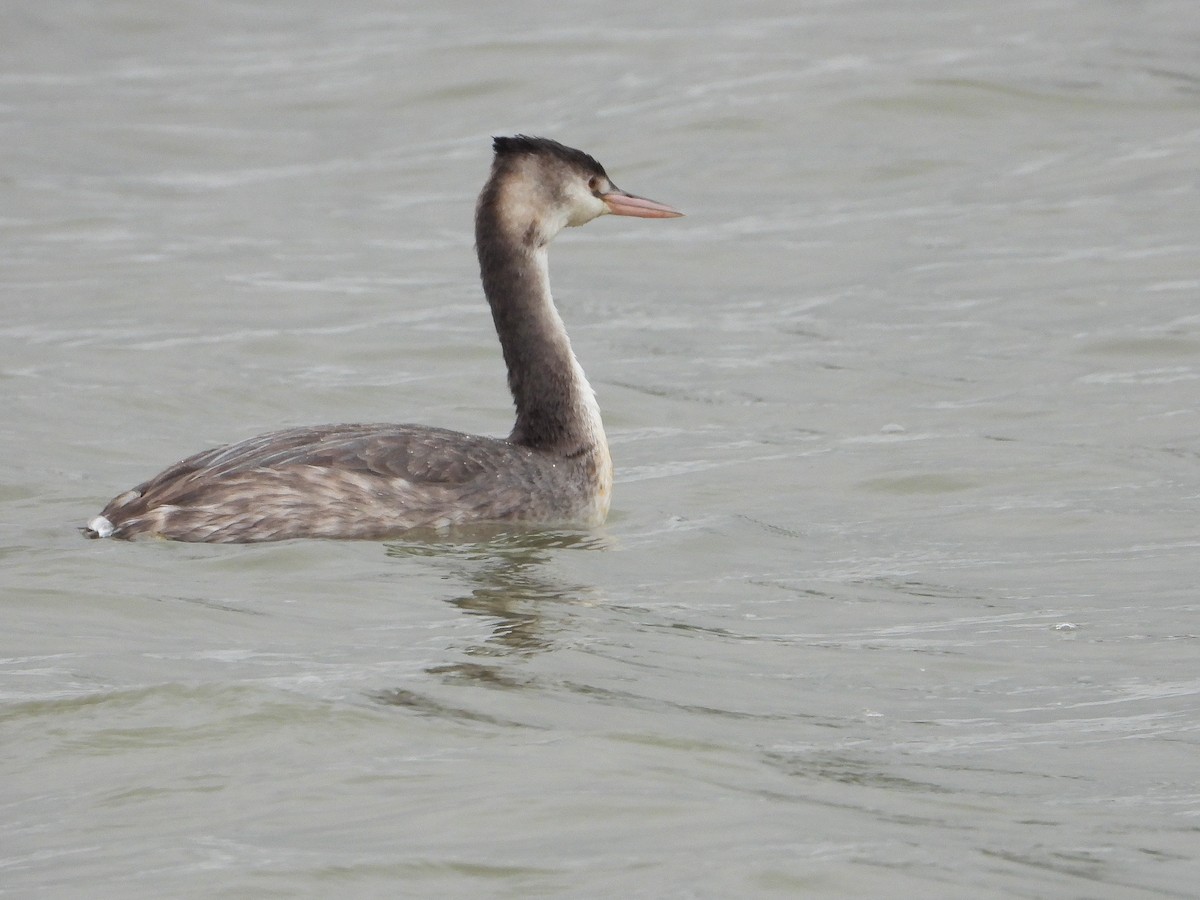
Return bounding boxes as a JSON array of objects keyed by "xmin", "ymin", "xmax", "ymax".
[{"xmin": 3, "ymin": 1, "xmax": 1199, "ymax": 896}]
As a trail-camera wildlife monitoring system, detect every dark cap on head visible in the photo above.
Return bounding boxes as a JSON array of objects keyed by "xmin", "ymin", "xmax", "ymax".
[{"xmin": 492, "ymin": 135, "xmax": 608, "ymax": 178}]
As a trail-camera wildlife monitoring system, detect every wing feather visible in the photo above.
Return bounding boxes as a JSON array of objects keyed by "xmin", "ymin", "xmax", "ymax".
[{"xmin": 97, "ymin": 424, "xmax": 570, "ymax": 541}]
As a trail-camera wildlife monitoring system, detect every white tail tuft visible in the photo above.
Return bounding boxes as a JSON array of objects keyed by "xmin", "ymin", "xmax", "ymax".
[{"xmin": 87, "ymin": 515, "xmax": 115, "ymax": 538}]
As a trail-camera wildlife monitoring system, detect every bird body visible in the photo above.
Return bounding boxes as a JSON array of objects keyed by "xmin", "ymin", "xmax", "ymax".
[{"xmin": 85, "ymin": 136, "xmax": 680, "ymax": 543}]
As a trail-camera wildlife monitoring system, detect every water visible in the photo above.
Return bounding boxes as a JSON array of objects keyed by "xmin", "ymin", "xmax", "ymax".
[{"xmin": 3, "ymin": 0, "xmax": 1199, "ymax": 896}]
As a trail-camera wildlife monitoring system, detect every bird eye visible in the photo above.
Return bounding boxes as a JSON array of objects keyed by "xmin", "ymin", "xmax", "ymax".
[{"xmin": 587, "ymin": 176, "xmax": 603, "ymax": 194}]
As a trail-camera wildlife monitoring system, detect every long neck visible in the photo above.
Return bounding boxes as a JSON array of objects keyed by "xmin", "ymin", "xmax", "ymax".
[{"xmin": 475, "ymin": 193, "xmax": 606, "ymax": 455}]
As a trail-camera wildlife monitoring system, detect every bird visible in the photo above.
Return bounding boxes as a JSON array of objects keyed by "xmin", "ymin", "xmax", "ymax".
[{"xmin": 84, "ymin": 135, "xmax": 682, "ymax": 543}]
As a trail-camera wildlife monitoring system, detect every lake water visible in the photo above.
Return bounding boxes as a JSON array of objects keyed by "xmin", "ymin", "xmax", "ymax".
[{"xmin": 3, "ymin": 1, "xmax": 1198, "ymax": 896}]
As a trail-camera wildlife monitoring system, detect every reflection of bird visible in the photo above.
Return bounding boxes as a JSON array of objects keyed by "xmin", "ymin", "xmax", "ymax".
[{"xmin": 85, "ymin": 136, "xmax": 682, "ymax": 542}]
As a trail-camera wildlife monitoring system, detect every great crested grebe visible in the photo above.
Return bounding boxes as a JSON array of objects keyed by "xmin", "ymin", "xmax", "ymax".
[{"xmin": 84, "ymin": 136, "xmax": 682, "ymax": 543}]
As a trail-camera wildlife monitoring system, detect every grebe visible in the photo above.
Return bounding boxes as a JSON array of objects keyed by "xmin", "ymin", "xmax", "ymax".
[{"xmin": 84, "ymin": 136, "xmax": 682, "ymax": 543}]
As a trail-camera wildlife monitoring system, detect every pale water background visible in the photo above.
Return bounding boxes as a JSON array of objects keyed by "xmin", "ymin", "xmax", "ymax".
[{"xmin": 3, "ymin": 1, "xmax": 1199, "ymax": 896}]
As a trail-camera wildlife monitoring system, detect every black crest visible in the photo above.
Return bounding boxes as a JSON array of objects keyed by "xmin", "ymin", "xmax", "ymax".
[{"xmin": 492, "ymin": 135, "xmax": 607, "ymax": 178}]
